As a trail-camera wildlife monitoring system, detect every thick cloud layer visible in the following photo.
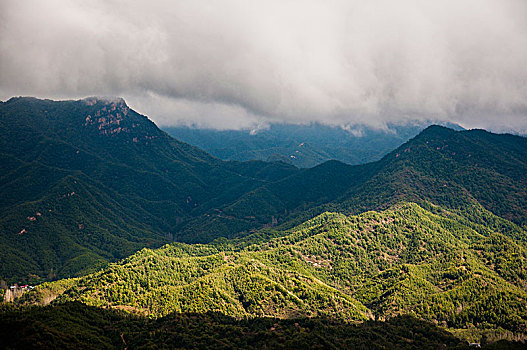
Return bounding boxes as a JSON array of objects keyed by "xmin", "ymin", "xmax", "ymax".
[{"xmin": 1, "ymin": 0, "xmax": 527, "ymax": 132}]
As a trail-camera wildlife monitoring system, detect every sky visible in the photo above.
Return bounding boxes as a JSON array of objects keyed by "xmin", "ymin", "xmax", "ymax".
[{"xmin": 1, "ymin": 0, "xmax": 527, "ymax": 133}]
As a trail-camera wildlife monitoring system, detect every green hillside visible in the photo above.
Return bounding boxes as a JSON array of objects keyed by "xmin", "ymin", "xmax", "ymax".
[
  {"xmin": 2, "ymin": 97, "xmax": 527, "ymax": 348},
  {"xmin": 23, "ymin": 202, "xmax": 527, "ymax": 343},
  {"xmin": 2, "ymin": 97, "xmax": 526, "ymax": 286},
  {"xmin": 175, "ymin": 126, "xmax": 527, "ymax": 242},
  {"xmin": 1, "ymin": 302, "xmax": 474, "ymax": 349},
  {"xmin": 0, "ymin": 97, "xmax": 298, "ymax": 282}
]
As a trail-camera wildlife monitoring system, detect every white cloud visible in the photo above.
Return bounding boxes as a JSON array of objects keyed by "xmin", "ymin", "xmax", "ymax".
[{"xmin": 1, "ymin": 0, "xmax": 527, "ymax": 133}]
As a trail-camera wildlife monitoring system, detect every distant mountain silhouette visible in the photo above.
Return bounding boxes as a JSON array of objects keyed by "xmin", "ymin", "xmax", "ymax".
[{"xmin": 164, "ymin": 122, "xmax": 465, "ymax": 168}]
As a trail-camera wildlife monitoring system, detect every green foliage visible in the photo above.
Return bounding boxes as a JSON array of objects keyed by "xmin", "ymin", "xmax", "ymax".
[
  {"xmin": 0, "ymin": 302, "xmax": 470, "ymax": 349},
  {"xmin": 182, "ymin": 126, "xmax": 527, "ymax": 243},
  {"xmin": 0, "ymin": 97, "xmax": 297, "ymax": 282},
  {"xmin": 23, "ymin": 203, "xmax": 527, "ymax": 341},
  {"xmin": 2, "ymin": 98, "xmax": 527, "ymax": 347},
  {"xmin": 2, "ymin": 99, "xmax": 527, "ymax": 284}
]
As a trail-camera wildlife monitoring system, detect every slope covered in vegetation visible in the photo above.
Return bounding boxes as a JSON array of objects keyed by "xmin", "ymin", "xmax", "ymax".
[
  {"xmin": 2, "ymin": 97, "xmax": 526, "ymax": 294},
  {"xmin": 23, "ymin": 202, "xmax": 527, "ymax": 343},
  {"xmin": 175, "ymin": 126, "xmax": 527, "ymax": 242},
  {"xmin": 1, "ymin": 302, "xmax": 476, "ymax": 350},
  {"xmin": 0, "ymin": 97, "xmax": 298, "ymax": 282}
]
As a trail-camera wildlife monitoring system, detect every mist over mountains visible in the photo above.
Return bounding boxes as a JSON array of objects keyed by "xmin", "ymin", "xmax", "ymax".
[
  {"xmin": 1, "ymin": 96, "xmax": 527, "ymax": 348},
  {"xmin": 2, "ymin": 1, "xmax": 527, "ymax": 347},
  {"xmin": 164, "ymin": 122, "xmax": 465, "ymax": 168},
  {"xmin": 2, "ymin": 1, "xmax": 527, "ymax": 134}
]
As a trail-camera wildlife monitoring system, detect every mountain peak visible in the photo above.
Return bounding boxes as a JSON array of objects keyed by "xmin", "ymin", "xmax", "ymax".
[
  {"xmin": 412, "ymin": 124, "xmax": 459, "ymax": 141},
  {"xmin": 4, "ymin": 96, "xmax": 51, "ymax": 104},
  {"xmin": 82, "ymin": 96, "xmax": 127, "ymax": 108},
  {"xmin": 422, "ymin": 124, "xmax": 456, "ymax": 133},
  {"xmin": 81, "ymin": 97, "xmax": 145, "ymax": 139}
]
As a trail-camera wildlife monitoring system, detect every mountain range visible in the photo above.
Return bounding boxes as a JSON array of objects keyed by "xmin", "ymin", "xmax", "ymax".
[
  {"xmin": 0, "ymin": 97, "xmax": 298, "ymax": 282},
  {"xmin": 1, "ymin": 96, "xmax": 527, "ymax": 347},
  {"xmin": 164, "ymin": 122, "xmax": 465, "ymax": 168}
]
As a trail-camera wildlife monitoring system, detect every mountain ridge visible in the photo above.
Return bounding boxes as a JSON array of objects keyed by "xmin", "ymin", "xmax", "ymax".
[
  {"xmin": 1, "ymin": 96, "xmax": 526, "ymax": 284},
  {"xmin": 177, "ymin": 123, "xmax": 527, "ymax": 242},
  {"xmin": 21, "ymin": 201, "xmax": 527, "ymax": 342},
  {"xmin": 2, "ymin": 96, "xmax": 527, "ymax": 347},
  {"xmin": 0, "ymin": 97, "xmax": 298, "ymax": 282},
  {"xmin": 163, "ymin": 121, "xmax": 466, "ymax": 168}
]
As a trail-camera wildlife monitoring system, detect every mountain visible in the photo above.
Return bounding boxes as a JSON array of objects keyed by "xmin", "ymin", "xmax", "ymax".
[
  {"xmin": 2, "ymin": 96, "xmax": 527, "ymax": 347},
  {"xmin": 21, "ymin": 202, "xmax": 527, "ymax": 343},
  {"xmin": 0, "ymin": 97, "xmax": 298, "ymax": 282},
  {"xmin": 176, "ymin": 125, "xmax": 527, "ymax": 242},
  {"xmin": 163, "ymin": 122, "xmax": 465, "ymax": 168},
  {"xmin": 1, "ymin": 97, "xmax": 526, "ymax": 284}
]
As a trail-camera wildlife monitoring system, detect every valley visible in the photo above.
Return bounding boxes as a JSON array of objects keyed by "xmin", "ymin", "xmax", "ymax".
[
  {"xmin": 1, "ymin": 97, "xmax": 527, "ymax": 348},
  {"xmin": 163, "ymin": 122, "xmax": 465, "ymax": 168}
]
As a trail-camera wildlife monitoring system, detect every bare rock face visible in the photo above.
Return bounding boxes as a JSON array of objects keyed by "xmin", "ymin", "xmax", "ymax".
[
  {"xmin": 4, "ymin": 285, "xmax": 25, "ymax": 302},
  {"xmin": 83, "ymin": 97, "xmax": 130, "ymax": 136},
  {"xmin": 81, "ymin": 97, "xmax": 160, "ymax": 144}
]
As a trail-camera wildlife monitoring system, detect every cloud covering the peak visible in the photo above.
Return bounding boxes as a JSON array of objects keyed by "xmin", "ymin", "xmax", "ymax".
[{"xmin": 1, "ymin": 0, "xmax": 527, "ymax": 132}]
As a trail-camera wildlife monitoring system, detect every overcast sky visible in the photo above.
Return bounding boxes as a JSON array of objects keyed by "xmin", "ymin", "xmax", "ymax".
[{"xmin": 1, "ymin": 0, "xmax": 527, "ymax": 132}]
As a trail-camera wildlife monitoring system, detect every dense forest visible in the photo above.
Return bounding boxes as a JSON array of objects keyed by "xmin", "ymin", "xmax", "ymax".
[
  {"xmin": 0, "ymin": 97, "xmax": 298, "ymax": 282},
  {"xmin": 1, "ymin": 97, "xmax": 527, "ymax": 348},
  {"xmin": 1, "ymin": 98, "xmax": 526, "ymax": 282},
  {"xmin": 2, "ymin": 302, "xmax": 489, "ymax": 349},
  {"xmin": 14, "ymin": 202, "xmax": 527, "ymax": 345}
]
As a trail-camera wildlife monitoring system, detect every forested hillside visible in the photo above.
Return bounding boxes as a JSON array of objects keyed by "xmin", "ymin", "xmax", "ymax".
[
  {"xmin": 22, "ymin": 202, "xmax": 527, "ymax": 343},
  {"xmin": 164, "ymin": 122, "xmax": 464, "ymax": 168},
  {"xmin": 1, "ymin": 302, "xmax": 476, "ymax": 349},
  {"xmin": 0, "ymin": 97, "xmax": 298, "ymax": 282},
  {"xmin": 176, "ymin": 126, "xmax": 527, "ymax": 242},
  {"xmin": 2, "ymin": 97, "xmax": 527, "ymax": 348},
  {"xmin": 1, "ymin": 97, "xmax": 526, "ymax": 286}
]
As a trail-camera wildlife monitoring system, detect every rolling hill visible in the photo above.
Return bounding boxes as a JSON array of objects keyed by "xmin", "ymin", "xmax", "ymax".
[
  {"xmin": 2, "ymin": 96, "xmax": 527, "ymax": 348},
  {"xmin": 176, "ymin": 125, "xmax": 527, "ymax": 242},
  {"xmin": 21, "ymin": 202, "xmax": 527, "ymax": 343}
]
